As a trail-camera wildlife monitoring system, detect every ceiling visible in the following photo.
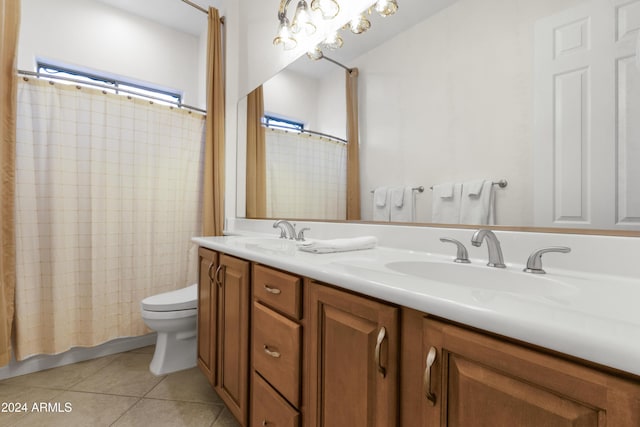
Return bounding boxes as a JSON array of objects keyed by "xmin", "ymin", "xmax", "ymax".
[
  {"xmin": 94, "ymin": 0, "xmax": 458, "ymax": 77},
  {"xmin": 95, "ymin": 0, "xmax": 217, "ymax": 36}
]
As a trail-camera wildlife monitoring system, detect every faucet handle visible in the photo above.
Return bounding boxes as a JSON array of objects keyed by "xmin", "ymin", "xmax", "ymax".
[
  {"xmin": 524, "ymin": 246, "xmax": 571, "ymax": 274},
  {"xmin": 440, "ymin": 238, "xmax": 471, "ymax": 263},
  {"xmin": 297, "ymin": 227, "xmax": 310, "ymax": 241}
]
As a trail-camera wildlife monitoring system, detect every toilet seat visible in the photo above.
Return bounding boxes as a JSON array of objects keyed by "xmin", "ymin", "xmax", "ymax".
[
  {"xmin": 141, "ymin": 307, "xmax": 197, "ymax": 320},
  {"xmin": 141, "ymin": 283, "xmax": 197, "ymax": 312}
]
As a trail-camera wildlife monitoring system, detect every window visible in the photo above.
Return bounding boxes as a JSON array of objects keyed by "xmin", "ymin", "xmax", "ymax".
[
  {"xmin": 36, "ymin": 61, "xmax": 183, "ymax": 105},
  {"xmin": 263, "ymin": 114, "xmax": 304, "ymax": 131}
]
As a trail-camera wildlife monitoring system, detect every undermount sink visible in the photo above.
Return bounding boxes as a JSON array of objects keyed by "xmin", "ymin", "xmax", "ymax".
[
  {"xmin": 230, "ymin": 236, "xmax": 297, "ymax": 254},
  {"xmin": 385, "ymin": 261, "xmax": 578, "ymax": 297}
]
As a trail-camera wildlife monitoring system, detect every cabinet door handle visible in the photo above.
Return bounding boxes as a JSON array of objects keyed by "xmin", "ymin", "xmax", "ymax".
[
  {"xmin": 214, "ymin": 264, "xmax": 225, "ymax": 287},
  {"xmin": 263, "ymin": 345, "xmax": 281, "ymax": 358},
  {"xmin": 424, "ymin": 346, "xmax": 437, "ymax": 405},
  {"xmin": 207, "ymin": 262, "xmax": 215, "ymax": 284},
  {"xmin": 375, "ymin": 327, "xmax": 387, "ymax": 378},
  {"xmin": 263, "ymin": 284, "xmax": 281, "ymax": 295}
]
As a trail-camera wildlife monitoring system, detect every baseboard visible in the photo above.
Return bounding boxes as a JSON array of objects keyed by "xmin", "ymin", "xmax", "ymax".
[{"xmin": 0, "ymin": 334, "xmax": 157, "ymax": 380}]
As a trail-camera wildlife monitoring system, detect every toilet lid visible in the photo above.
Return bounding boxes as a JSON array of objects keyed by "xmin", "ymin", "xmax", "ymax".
[{"xmin": 141, "ymin": 283, "xmax": 198, "ymax": 312}]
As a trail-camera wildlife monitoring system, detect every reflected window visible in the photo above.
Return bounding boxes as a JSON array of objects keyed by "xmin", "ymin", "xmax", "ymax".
[
  {"xmin": 36, "ymin": 61, "xmax": 183, "ymax": 105},
  {"xmin": 263, "ymin": 114, "xmax": 304, "ymax": 131}
]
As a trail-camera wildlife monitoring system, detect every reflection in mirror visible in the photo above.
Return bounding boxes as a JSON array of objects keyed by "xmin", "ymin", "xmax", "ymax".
[
  {"xmin": 244, "ymin": 61, "xmax": 349, "ymax": 220},
  {"xmin": 240, "ymin": 0, "xmax": 640, "ymax": 234}
]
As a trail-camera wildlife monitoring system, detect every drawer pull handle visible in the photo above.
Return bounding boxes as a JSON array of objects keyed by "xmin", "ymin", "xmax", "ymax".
[
  {"xmin": 262, "ymin": 421, "xmax": 268, "ymax": 426},
  {"xmin": 263, "ymin": 345, "xmax": 281, "ymax": 358},
  {"xmin": 375, "ymin": 327, "xmax": 387, "ymax": 378},
  {"xmin": 424, "ymin": 346, "xmax": 437, "ymax": 405},
  {"xmin": 264, "ymin": 284, "xmax": 281, "ymax": 295}
]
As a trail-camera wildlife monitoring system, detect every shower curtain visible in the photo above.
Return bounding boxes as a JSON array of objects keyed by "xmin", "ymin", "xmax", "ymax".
[
  {"xmin": 13, "ymin": 78, "xmax": 205, "ymax": 360},
  {"xmin": 266, "ymin": 129, "xmax": 347, "ymax": 220}
]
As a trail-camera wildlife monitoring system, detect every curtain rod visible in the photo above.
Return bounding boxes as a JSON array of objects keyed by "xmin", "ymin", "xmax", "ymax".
[
  {"xmin": 17, "ymin": 70, "xmax": 207, "ymax": 115},
  {"xmin": 180, "ymin": 0, "xmax": 225, "ymax": 23},
  {"xmin": 320, "ymin": 54, "xmax": 352, "ymax": 72},
  {"xmin": 264, "ymin": 123, "xmax": 347, "ymax": 144},
  {"xmin": 181, "ymin": 0, "xmax": 208, "ymax": 14}
]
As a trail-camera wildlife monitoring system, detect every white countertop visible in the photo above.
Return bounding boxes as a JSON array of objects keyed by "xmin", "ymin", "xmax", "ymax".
[{"xmin": 193, "ymin": 234, "xmax": 640, "ymax": 378}]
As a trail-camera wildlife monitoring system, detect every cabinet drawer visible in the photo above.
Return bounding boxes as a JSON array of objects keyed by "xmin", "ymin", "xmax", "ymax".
[
  {"xmin": 252, "ymin": 371, "xmax": 300, "ymax": 427},
  {"xmin": 253, "ymin": 264, "xmax": 302, "ymax": 319},
  {"xmin": 252, "ymin": 301, "xmax": 301, "ymax": 407}
]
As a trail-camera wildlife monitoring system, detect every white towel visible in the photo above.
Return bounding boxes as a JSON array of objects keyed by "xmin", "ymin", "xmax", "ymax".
[
  {"xmin": 297, "ymin": 236, "xmax": 378, "ymax": 254},
  {"xmin": 431, "ymin": 182, "xmax": 462, "ymax": 223},
  {"xmin": 390, "ymin": 186, "xmax": 415, "ymax": 222},
  {"xmin": 373, "ymin": 187, "xmax": 390, "ymax": 221},
  {"xmin": 460, "ymin": 180, "xmax": 495, "ymax": 225}
]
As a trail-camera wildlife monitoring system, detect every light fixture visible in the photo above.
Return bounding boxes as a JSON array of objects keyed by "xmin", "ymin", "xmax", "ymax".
[
  {"xmin": 273, "ymin": 16, "xmax": 297, "ymax": 50},
  {"xmin": 349, "ymin": 13, "xmax": 371, "ymax": 34},
  {"xmin": 273, "ymin": 0, "xmax": 399, "ymax": 56},
  {"xmin": 307, "ymin": 47, "xmax": 324, "ymax": 60},
  {"xmin": 375, "ymin": 0, "xmax": 398, "ymax": 17},
  {"xmin": 292, "ymin": 0, "xmax": 316, "ymax": 35},
  {"xmin": 311, "ymin": 0, "xmax": 340, "ymax": 20}
]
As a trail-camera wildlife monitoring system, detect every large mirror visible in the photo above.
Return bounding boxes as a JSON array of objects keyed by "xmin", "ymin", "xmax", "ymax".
[{"xmin": 238, "ymin": 0, "xmax": 640, "ymax": 234}]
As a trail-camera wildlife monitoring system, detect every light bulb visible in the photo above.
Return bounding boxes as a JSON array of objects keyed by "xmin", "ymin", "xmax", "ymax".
[
  {"xmin": 349, "ymin": 14, "xmax": 371, "ymax": 34},
  {"xmin": 273, "ymin": 18, "xmax": 297, "ymax": 50},
  {"xmin": 322, "ymin": 31, "xmax": 343, "ymax": 50},
  {"xmin": 311, "ymin": 0, "xmax": 340, "ymax": 20},
  {"xmin": 307, "ymin": 47, "xmax": 324, "ymax": 60},
  {"xmin": 292, "ymin": 1, "xmax": 316, "ymax": 35},
  {"xmin": 375, "ymin": 0, "xmax": 398, "ymax": 17}
]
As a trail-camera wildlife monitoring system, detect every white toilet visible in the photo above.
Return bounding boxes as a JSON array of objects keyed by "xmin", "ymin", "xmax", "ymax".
[{"xmin": 140, "ymin": 283, "xmax": 198, "ymax": 376}]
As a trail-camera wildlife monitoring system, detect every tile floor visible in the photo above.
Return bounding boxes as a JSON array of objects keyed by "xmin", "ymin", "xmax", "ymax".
[{"xmin": 0, "ymin": 346, "xmax": 240, "ymax": 427}]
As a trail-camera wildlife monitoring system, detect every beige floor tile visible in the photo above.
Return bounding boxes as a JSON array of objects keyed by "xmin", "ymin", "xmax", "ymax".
[
  {"xmin": 145, "ymin": 367, "xmax": 221, "ymax": 405},
  {"xmin": 69, "ymin": 353, "xmax": 164, "ymax": 397},
  {"xmin": 1, "ymin": 354, "xmax": 120, "ymax": 390},
  {"xmin": 127, "ymin": 345, "xmax": 155, "ymax": 355},
  {"xmin": 0, "ymin": 384, "xmax": 63, "ymax": 426},
  {"xmin": 112, "ymin": 398, "xmax": 223, "ymax": 427},
  {"xmin": 11, "ymin": 390, "xmax": 138, "ymax": 427},
  {"xmin": 211, "ymin": 407, "xmax": 241, "ymax": 427}
]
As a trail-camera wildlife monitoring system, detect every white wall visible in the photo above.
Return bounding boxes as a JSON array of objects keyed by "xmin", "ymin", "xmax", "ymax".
[
  {"xmin": 263, "ymin": 69, "xmax": 320, "ymax": 129},
  {"xmin": 354, "ymin": 0, "xmax": 584, "ymax": 224},
  {"xmin": 18, "ymin": 0, "xmax": 203, "ymax": 108}
]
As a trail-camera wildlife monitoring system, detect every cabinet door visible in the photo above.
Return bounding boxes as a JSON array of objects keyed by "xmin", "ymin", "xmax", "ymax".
[
  {"xmin": 421, "ymin": 318, "xmax": 640, "ymax": 427},
  {"xmin": 215, "ymin": 254, "xmax": 250, "ymax": 426},
  {"xmin": 306, "ymin": 281, "xmax": 399, "ymax": 427},
  {"xmin": 197, "ymin": 247, "xmax": 217, "ymax": 384}
]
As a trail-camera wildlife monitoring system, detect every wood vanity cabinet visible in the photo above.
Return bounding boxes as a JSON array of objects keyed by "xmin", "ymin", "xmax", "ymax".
[
  {"xmin": 196, "ymin": 248, "xmax": 640, "ymax": 427},
  {"xmin": 251, "ymin": 264, "xmax": 303, "ymax": 427},
  {"xmin": 306, "ymin": 280, "xmax": 399, "ymax": 427},
  {"xmin": 197, "ymin": 248, "xmax": 250, "ymax": 426},
  {"xmin": 197, "ymin": 247, "xmax": 217, "ymax": 383},
  {"xmin": 401, "ymin": 311, "xmax": 640, "ymax": 427}
]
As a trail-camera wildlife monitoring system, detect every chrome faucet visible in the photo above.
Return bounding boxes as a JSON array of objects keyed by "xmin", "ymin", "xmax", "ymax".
[
  {"xmin": 524, "ymin": 247, "xmax": 571, "ymax": 274},
  {"xmin": 273, "ymin": 220, "xmax": 297, "ymax": 240},
  {"xmin": 471, "ymin": 229, "xmax": 506, "ymax": 268}
]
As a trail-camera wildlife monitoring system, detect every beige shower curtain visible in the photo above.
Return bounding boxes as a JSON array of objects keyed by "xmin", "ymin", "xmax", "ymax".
[
  {"xmin": 346, "ymin": 68, "xmax": 361, "ymax": 220},
  {"xmin": 202, "ymin": 7, "xmax": 225, "ymax": 236},
  {"xmin": 0, "ymin": 0, "xmax": 20, "ymax": 367},
  {"xmin": 245, "ymin": 86, "xmax": 266, "ymax": 218}
]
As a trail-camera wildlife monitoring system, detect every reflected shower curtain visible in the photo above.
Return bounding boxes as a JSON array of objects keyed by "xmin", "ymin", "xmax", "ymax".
[
  {"xmin": 14, "ymin": 78, "xmax": 205, "ymax": 359},
  {"xmin": 346, "ymin": 68, "xmax": 361, "ymax": 220},
  {"xmin": 266, "ymin": 129, "xmax": 346, "ymax": 220}
]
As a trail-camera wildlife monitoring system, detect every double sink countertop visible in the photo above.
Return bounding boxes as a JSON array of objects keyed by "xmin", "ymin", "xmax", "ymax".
[{"xmin": 193, "ymin": 234, "xmax": 640, "ymax": 378}]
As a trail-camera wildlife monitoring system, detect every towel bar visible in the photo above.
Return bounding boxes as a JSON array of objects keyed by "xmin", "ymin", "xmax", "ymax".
[
  {"xmin": 429, "ymin": 179, "xmax": 508, "ymax": 190},
  {"xmin": 369, "ymin": 186, "xmax": 425, "ymax": 194}
]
